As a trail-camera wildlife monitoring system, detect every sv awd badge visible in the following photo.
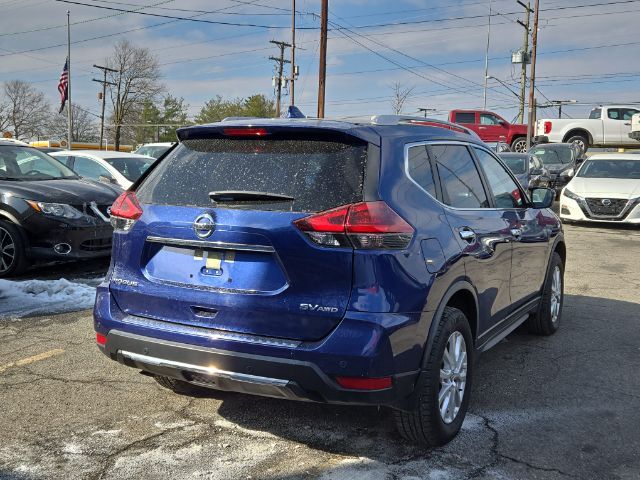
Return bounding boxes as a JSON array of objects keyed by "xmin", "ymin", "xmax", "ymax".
[{"xmin": 300, "ymin": 303, "xmax": 339, "ymax": 313}]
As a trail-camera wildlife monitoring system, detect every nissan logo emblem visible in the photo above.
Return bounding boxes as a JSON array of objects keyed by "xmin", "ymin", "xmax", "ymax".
[
  {"xmin": 601, "ymin": 199, "xmax": 612, "ymax": 206},
  {"xmin": 193, "ymin": 213, "xmax": 215, "ymax": 238}
]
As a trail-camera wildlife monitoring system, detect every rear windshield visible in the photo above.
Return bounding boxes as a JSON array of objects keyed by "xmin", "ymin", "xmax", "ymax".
[
  {"xmin": 500, "ymin": 155, "xmax": 527, "ymax": 174},
  {"xmin": 136, "ymin": 137, "xmax": 367, "ymax": 212}
]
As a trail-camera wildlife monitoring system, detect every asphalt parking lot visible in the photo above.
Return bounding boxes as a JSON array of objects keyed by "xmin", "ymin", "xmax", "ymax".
[{"xmin": 1, "ymin": 223, "xmax": 639, "ymax": 480}]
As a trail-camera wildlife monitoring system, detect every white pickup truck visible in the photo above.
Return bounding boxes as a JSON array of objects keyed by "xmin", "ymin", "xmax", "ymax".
[
  {"xmin": 535, "ymin": 105, "xmax": 640, "ymax": 152},
  {"xmin": 630, "ymin": 112, "xmax": 640, "ymax": 142}
]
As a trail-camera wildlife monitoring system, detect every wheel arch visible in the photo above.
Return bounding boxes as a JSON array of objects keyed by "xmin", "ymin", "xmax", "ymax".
[
  {"xmin": 397, "ymin": 281, "xmax": 479, "ymax": 412},
  {"xmin": 562, "ymin": 128, "xmax": 593, "ymax": 146}
]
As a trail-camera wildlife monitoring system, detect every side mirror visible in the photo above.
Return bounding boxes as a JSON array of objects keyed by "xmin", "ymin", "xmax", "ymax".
[{"xmin": 530, "ymin": 187, "xmax": 555, "ymax": 209}]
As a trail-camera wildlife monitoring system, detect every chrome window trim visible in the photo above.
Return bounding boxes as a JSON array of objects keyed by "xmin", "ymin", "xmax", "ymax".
[
  {"xmin": 146, "ymin": 236, "xmax": 275, "ymax": 253},
  {"xmin": 404, "ymin": 140, "xmax": 530, "ymax": 212}
]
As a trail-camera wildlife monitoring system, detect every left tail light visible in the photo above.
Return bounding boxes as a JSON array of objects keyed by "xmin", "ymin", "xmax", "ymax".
[
  {"xmin": 544, "ymin": 121, "xmax": 552, "ymax": 134},
  {"xmin": 110, "ymin": 191, "xmax": 142, "ymax": 232},
  {"xmin": 294, "ymin": 201, "xmax": 414, "ymax": 249}
]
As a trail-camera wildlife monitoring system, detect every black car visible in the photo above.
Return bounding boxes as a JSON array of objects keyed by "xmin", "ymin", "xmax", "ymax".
[
  {"xmin": 499, "ymin": 152, "xmax": 550, "ymax": 190},
  {"xmin": 0, "ymin": 141, "xmax": 121, "ymax": 277},
  {"xmin": 528, "ymin": 143, "xmax": 583, "ymax": 196}
]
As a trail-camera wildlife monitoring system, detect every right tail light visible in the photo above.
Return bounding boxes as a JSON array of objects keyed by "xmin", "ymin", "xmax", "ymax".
[
  {"xmin": 294, "ymin": 201, "xmax": 414, "ymax": 249},
  {"xmin": 544, "ymin": 121, "xmax": 552, "ymax": 134}
]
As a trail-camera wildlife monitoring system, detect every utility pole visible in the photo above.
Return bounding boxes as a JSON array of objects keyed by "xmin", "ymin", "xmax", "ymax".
[
  {"xmin": 270, "ymin": 40, "xmax": 291, "ymax": 117},
  {"xmin": 290, "ymin": 0, "xmax": 296, "ymax": 106},
  {"xmin": 482, "ymin": 0, "xmax": 492, "ymax": 109},
  {"xmin": 92, "ymin": 64, "xmax": 117, "ymax": 150},
  {"xmin": 525, "ymin": 0, "xmax": 540, "ymax": 149},
  {"xmin": 317, "ymin": 0, "xmax": 328, "ymax": 118},
  {"xmin": 66, "ymin": 10, "xmax": 72, "ymax": 150},
  {"xmin": 516, "ymin": 0, "xmax": 533, "ymax": 124}
]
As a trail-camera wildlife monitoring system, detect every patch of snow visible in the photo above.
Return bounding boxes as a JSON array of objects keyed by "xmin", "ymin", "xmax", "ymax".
[
  {"xmin": 0, "ymin": 277, "xmax": 100, "ymax": 318},
  {"xmin": 62, "ymin": 443, "xmax": 82, "ymax": 455},
  {"xmin": 154, "ymin": 420, "xmax": 195, "ymax": 430},
  {"xmin": 14, "ymin": 464, "xmax": 39, "ymax": 474},
  {"xmin": 92, "ymin": 429, "xmax": 122, "ymax": 436}
]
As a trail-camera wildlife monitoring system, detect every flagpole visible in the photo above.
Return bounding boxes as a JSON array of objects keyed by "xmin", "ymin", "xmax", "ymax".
[{"xmin": 66, "ymin": 10, "xmax": 72, "ymax": 150}]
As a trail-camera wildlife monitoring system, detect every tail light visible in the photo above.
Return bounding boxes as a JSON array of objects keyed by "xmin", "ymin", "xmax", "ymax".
[
  {"xmin": 294, "ymin": 201, "xmax": 414, "ymax": 249},
  {"xmin": 335, "ymin": 376, "xmax": 392, "ymax": 390},
  {"xmin": 110, "ymin": 191, "xmax": 142, "ymax": 232},
  {"xmin": 96, "ymin": 332, "xmax": 107, "ymax": 346},
  {"xmin": 544, "ymin": 121, "xmax": 552, "ymax": 134}
]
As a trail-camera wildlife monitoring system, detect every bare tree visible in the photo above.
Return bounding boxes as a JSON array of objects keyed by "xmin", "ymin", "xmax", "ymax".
[
  {"xmin": 2, "ymin": 80, "xmax": 50, "ymax": 140},
  {"xmin": 0, "ymin": 97, "xmax": 10, "ymax": 135},
  {"xmin": 106, "ymin": 39, "xmax": 163, "ymax": 149},
  {"xmin": 48, "ymin": 103, "xmax": 99, "ymax": 142},
  {"xmin": 390, "ymin": 82, "xmax": 415, "ymax": 115}
]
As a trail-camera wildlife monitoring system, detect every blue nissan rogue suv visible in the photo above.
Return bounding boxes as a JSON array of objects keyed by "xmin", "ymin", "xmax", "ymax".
[{"xmin": 95, "ymin": 116, "xmax": 565, "ymax": 446}]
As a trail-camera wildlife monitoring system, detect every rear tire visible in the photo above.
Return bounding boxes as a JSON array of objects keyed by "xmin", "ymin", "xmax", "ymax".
[
  {"xmin": 510, "ymin": 137, "xmax": 527, "ymax": 153},
  {"xmin": 394, "ymin": 306, "xmax": 474, "ymax": 446},
  {"xmin": 154, "ymin": 375, "xmax": 211, "ymax": 395},
  {"xmin": 566, "ymin": 134, "xmax": 589, "ymax": 154},
  {"xmin": 0, "ymin": 220, "xmax": 29, "ymax": 278},
  {"xmin": 528, "ymin": 252, "xmax": 564, "ymax": 335}
]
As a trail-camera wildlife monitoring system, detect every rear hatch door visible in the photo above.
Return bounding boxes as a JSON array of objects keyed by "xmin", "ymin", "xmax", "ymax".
[{"xmin": 110, "ymin": 126, "xmax": 372, "ymax": 341}]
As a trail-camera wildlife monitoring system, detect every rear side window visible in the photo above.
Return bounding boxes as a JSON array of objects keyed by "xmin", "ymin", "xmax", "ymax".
[
  {"xmin": 432, "ymin": 145, "xmax": 489, "ymax": 209},
  {"xmin": 588, "ymin": 108, "xmax": 601, "ymax": 119},
  {"xmin": 474, "ymin": 148, "xmax": 524, "ymax": 208},
  {"xmin": 454, "ymin": 112, "xmax": 475, "ymax": 124},
  {"xmin": 136, "ymin": 137, "xmax": 367, "ymax": 212},
  {"xmin": 407, "ymin": 144, "xmax": 437, "ymax": 198}
]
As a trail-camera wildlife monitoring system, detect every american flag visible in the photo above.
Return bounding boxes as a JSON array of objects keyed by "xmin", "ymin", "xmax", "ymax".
[{"xmin": 58, "ymin": 58, "xmax": 69, "ymax": 114}]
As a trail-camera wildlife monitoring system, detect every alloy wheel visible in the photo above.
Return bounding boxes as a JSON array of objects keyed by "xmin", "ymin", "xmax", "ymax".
[
  {"xmin": 550, "ymin": 265, "xmax": 562, "ymax": 323},
  {"xmin": 0, "ymin": 226, "xmax": 16, "ymax": 274},
  {"xmin": 512, "ymin": 139, "xmax": 527, "ymax": 153},
  {"xmin": 439, "ymin": 331, "xmax": 467, "ymax": 424}
]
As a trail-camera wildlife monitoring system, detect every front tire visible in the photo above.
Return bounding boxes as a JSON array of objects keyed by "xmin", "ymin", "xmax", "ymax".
[
  {"xmin": 394, "ymin": 306, "xmax": 474, "ymax": 446},
  {"xmin": 0, "ymin": 221, "xmax": 28, "ymax": 278},
  {"xmin": 528, "ymin": 252, "xmax": 564, "ymax": 335},
  {"xmin": 511, "ymin": 137, "xmax": 527, "ymax": 153}
]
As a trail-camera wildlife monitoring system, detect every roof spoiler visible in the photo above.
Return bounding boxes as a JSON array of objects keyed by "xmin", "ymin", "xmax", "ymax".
[{"xmin": 369, "ymin": 115, "xmax": 479, "ymax": 137}]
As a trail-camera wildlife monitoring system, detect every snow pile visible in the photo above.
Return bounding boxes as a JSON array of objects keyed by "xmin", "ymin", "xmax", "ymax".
[{"xmin": 0, "ymin": 278, "xmax": 99, "ymax": 319}]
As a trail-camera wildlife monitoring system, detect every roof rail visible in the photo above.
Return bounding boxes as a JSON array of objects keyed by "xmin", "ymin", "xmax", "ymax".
[{"xmin": 370, "ymin": 115, "xmax": 479, "ymax": 137}]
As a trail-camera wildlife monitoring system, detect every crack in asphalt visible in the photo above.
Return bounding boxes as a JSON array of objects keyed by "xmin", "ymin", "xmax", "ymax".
[{"xmin": 466, "ymin": 414, "xmax": 577, "ymax": 479}]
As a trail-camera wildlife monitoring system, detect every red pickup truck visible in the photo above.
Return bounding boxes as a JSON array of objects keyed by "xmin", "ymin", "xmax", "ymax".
[{"xmin": 448, "ymin": 110, "xmax": 528, "ymax": 152}]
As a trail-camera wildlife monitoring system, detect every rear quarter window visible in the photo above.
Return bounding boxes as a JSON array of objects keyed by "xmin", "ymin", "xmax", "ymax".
[
  {"xmin": 454, "ymin": 112, "xmax": 476, "ymax": 124},
  {"xmin": 136, "ymin": 137, "xmax": 367, "ymax": 213}
]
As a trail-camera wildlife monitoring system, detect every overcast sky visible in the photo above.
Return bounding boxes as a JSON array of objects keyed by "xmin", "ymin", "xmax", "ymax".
[{"xmin": 1, "ymin": 0, "xmax": 638, "ymax": 123}]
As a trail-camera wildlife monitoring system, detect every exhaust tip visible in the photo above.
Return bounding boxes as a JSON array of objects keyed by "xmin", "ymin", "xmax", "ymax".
[{"xmin": 54, "ymin": 243, "xmax": 72, "ymax": 255}]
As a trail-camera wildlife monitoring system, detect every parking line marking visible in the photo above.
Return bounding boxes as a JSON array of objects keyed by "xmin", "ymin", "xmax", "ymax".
[{"xmin": 0, "ymin": 348, "xmax": 65, "ymax": 374}]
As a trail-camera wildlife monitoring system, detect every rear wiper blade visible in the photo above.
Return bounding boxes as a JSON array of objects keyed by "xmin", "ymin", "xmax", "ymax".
[{"xmin": 209, "ymin": 191, "xmax": 294, "ymax": 203}]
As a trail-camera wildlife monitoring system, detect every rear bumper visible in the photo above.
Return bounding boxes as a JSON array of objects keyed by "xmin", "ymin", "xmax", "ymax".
[
  {"xmin": 94, "ymin": 285, "xmax": 427, "ymax": 408},
  {"xmin": 99, "ymin": 330, "xmax": 418, "ymax": 406}
]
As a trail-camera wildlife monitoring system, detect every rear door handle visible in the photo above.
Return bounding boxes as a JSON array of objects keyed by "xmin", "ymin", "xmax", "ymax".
[
  {"xmin": 510, "ymin": 228, "xmax": 522, "ymax": 240},
  {"xmin": 459, "ymin": 227, "xmax": 476, "ymax": 243}
]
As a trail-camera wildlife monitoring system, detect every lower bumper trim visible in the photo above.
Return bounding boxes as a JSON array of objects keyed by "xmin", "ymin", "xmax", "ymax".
[{"xmin": 120, "ymin": 350, "xmax": 289, "ymax": 387}]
